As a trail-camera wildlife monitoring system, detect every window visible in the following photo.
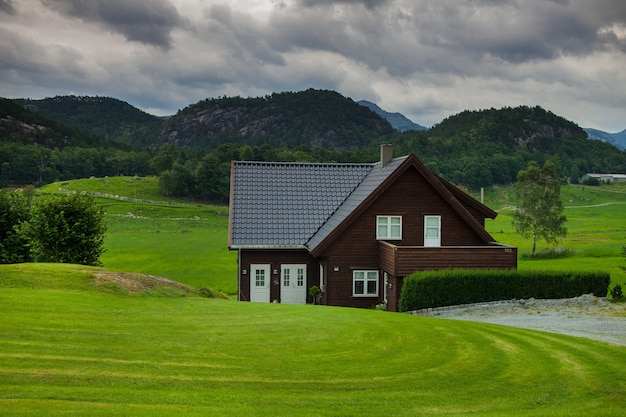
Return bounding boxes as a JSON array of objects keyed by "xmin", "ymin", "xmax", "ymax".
[
  {"xmin": 377, "ymin": 216, "xmax": 402, "ymax": 240},
  {"xmin": 255, "ymin": 269, "xmax": 266, "ymax": 287},
  {"xmin": 424, "ymin": 215, "xmax": 441, "ymax": 247},
  {"xmin": 353, "ymin": 270, "xmax": 379, "ymax": 296}
]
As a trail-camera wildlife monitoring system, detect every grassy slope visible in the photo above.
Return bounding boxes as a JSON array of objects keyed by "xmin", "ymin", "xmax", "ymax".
[
  {"xmin": 39, "ymin": 178, "xmax": 237, "ymax": 295},
  {"xmin": 39, "ymin": 177, "xmax": 626, "ymax": 293},
  {"xmin": 1, "ymin": 264, "xmax": 625, "ymax": 416}
]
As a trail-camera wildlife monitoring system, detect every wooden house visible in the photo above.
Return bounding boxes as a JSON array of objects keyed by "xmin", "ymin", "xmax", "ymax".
[{"xmin": 228, "ymin": 145, "xmax": 517, "ymax": 311}]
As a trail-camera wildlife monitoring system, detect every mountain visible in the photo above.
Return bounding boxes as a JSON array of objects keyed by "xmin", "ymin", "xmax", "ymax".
[
  {"xmin": 0, "ymin": 98, "xmax": 119, "ymax": 149},
  {"xmin": 584, "ymin": 128, "xmax": 626, "ymax": 151},
  {"xmin": 16, "ymin": 91, "xmax": 393, "ymax": 151},
  {"xmin": 4, "ymin": 93, "xmax": 626, "ymax": 196},
  {"xmin": 394, "ymin": 105, "xmax": 626, "ymax": 188},
  {"xmin": 15, "ymin": 96, "xmax": 163, "ymax": 147},
  {"xmin": 357, "ymin": 100, "xmax": 427, "ymax": 131},
  {"xmin": 158, "ymin": 89, "xmax": 394, "ymax": 151}
]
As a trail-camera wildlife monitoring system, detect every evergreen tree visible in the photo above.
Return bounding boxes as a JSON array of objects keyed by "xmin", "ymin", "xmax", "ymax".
[{"xmin": 512, "ymin": 160, "xmax": 567, "ymax": 254}]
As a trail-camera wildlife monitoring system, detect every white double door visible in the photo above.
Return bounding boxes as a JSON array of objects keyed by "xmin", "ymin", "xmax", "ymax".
[
  {"xmin": 280, "ymin": 264, "xmax": 307, "ymax": 304},
  {"xmin": 249, "ymin": 263, "xmax": 307, "ymax": 304}
]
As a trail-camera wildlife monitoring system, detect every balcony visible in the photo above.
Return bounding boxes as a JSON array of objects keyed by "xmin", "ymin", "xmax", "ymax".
[{"xmin": 378, "ymin": 241, "xmax": 517, "ymax": 277}]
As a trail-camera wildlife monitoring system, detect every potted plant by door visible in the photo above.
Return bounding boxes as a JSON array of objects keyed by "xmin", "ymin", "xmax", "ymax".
[{"xmin": 309, "ymin": 285, "xmax": 321, "ymax": 305}]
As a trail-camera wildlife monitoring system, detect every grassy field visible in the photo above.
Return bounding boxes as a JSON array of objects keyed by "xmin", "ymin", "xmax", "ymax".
[
  {"xmin": 39, "ymin": 178, "xmax": 237, "ymax": 295},
  {"xmin": 1, "ymin": 264, "xmax": 625, "ymax": 416},
  {"xmin": 38, "ymin": 177, "xmax": 626, "ymax": 293}
]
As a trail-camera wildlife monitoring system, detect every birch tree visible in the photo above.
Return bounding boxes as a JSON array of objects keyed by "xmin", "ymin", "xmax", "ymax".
[{"xmin": 512, "ymin": 160, "xmax": 567, "ymax": 255}]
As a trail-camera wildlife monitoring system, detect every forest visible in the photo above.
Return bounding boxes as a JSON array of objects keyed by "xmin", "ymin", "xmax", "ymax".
[{"xmin": 2, "ymin": 94, "xmax": 626, "ymax": 203}]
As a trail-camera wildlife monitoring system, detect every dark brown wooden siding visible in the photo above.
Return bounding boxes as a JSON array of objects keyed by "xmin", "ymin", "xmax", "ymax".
[
  {"xmin": 386, "ymin": 274, "xmax": 401, "ymax": 313},
  {"xmin": 320, "ymin": 166, "xmax": 501, "ymax": 308},
  {"xmin": 239, "ymin": 249, "xmax": 318, "ymax": 303},
  {"xmin": 379, "ymin": 241, "xmax": 517, "ymax": 276}
]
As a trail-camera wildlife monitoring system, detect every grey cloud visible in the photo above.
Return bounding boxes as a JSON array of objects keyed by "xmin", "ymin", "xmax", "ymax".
[
  {"xmin": 267, "ymin": 0, "xmax": 626, "ymax": 81},
  {"xmin": 298, "ymin": 0, "xmax": 390, "ymax": 8},
  {"xmin": 0, "ymin": 0, "xmax": 15, "ymax": 14},
  {"xmin": 205, "ymin": 4, "xmax": 286, "ymax": 66},
  {"xmin": 0, "ymin": 27, "xmax": 89, "ymax": 97},
  {"xmin": 40, "ymin": 0, "xmax": 185, "ymax": 49}
]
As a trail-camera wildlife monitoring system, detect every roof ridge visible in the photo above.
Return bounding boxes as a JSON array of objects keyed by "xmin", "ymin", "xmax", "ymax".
[{"xmin": 233, "ymin": 160, "xmax": 374, "ymax": 167}]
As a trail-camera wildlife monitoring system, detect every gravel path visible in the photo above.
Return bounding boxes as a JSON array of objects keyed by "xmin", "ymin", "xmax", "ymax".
[{"xmin": 411, "ymin": 295, "xmax": 626, "ymax": 346}]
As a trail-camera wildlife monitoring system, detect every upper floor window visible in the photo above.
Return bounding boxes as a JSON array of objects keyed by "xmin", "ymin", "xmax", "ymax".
[
  {"xmin": 377, "ymin": 216, "xmax": 402, "ymax": 240},
  {"xmin": 424, "ymin": 215, "xmax": 441, "ymax": 247}
]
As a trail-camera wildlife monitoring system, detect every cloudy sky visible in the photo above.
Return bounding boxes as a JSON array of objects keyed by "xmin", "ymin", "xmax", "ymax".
[{"xmin": 1, "ymin": 0, "xmax": 625, "ymax": 132}]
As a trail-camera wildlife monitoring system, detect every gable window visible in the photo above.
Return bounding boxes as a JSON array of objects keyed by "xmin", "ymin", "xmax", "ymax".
[
  {"xmin": 377, "ymin": 216, "xmax": 402, "ymax": 240},
  {"xmin": 353, "ymin": 270, "xmax": 379, "ymax": 297},
  {"xmin": 424, "ymin": 215, "xmax": 441, "ymax": 247}
]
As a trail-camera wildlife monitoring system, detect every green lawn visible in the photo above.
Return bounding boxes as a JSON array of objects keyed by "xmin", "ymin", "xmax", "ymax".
[
  {"xmin": 485, "ymin": 184, "xmax": 626, "ymax": 287},
  {"xmin": 100, "ymin": 201, "xmax": 236, "ymax": 295},
  {"xmin": 1, "ymin": 264, "xmax": 624, "ymax": 416},
  {"xmin": 36, "ymin": 178, "xmax": 626, "ymax": 294}
]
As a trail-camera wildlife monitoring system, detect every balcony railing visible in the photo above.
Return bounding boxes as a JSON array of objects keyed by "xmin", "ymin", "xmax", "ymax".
[{"xmin": 378, "ymin": 241, "xmax": 517, "ymax": 277}]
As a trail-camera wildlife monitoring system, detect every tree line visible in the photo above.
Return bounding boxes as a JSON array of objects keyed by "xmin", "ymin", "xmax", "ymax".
[{"xmin": 3, "ymin": 135, "xmax": 625, "ymax": 204}]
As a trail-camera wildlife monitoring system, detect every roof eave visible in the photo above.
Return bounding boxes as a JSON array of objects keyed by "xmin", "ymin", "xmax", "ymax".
[{"xmin": 229, "ymin": 244, "xmax": 309, "ymax": 251}]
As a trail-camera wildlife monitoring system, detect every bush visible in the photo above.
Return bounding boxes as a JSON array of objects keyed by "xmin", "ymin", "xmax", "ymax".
[
  {"xmin": 399, "ymin": 269, "xmax": 611, "ymax": 312},
  {"xmin": 609, "ymin": 284, "xmax": 625, "ymax": 302},
  {"xmin": 18, "ymin": 193, "xmax": 106, "ymax": 266},
  {"xmin": 0, "ymin": 189, "xmax": 32, "ymax": 263}
]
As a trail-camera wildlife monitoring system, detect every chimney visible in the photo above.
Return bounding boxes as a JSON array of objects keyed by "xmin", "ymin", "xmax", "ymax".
[{"xmin": 380, "ymin": 144, "xmax": 393, "ymax": 168}]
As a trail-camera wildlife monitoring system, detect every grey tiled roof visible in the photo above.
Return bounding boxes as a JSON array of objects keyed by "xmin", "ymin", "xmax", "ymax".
[
  {"xmin": 229, "ymin": 161, "xmax": 374, "ymax": 247},
  {"xmin": 306, "ymin": 156, "xmax": 407, "ymax": 250}
]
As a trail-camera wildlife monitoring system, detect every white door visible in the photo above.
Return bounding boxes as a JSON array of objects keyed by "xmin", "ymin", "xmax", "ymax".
[
  {"xmin": 250, "ymin": 264, "xmax": 270, "ymax": 302},
  {"xmin": 424, "ymin": 215, "xmax": 441, "ymax": 247},
  {"xmin": 280, "ymin": 264, "xmax": 307, "ymax": 304}
]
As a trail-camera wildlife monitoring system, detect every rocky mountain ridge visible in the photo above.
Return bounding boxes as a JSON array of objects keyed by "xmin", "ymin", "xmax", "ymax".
[{"xmin": 357, "ymin": 100, "xmax": 427, "ymax": 131}]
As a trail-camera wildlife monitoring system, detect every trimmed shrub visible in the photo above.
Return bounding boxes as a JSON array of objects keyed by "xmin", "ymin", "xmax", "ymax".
[
  {"xmin": 399, "ymin": 269, "xmax": 610, "ymax": 312},
  {"xmin": 609, "ymin": 284, "xmax": 625, "ymax": 302}
]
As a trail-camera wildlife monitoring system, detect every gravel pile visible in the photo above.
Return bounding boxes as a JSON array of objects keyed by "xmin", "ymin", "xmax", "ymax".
[{"xmin": 411, "ymin": 294, "xmax": 626, "ymax": 346}]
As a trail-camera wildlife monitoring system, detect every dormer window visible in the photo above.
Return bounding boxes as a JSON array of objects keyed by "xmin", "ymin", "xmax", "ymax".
[{"xmin": 377, "ymin": 215, "xmax": 402, "ymax": 240}]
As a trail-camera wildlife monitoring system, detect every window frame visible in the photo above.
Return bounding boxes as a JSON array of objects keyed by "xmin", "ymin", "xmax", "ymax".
[
  {"xmin": 353, "ymin": 270, "xmax": 379, "ymax": 297},
  {"xmin": 423, "ymin": 215, "xmax": 442, "ymax": 247},
  {"xmin": 376, "ymin": 215, "xmax": 402, "ymax": 240}
]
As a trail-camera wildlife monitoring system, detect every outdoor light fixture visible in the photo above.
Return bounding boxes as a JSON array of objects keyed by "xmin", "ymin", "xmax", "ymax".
[{"xmin": 333, "ymin": 266, "xmax": 339, "ymax": 272}]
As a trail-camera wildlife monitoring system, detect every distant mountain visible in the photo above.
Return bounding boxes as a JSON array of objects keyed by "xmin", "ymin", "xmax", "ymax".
[
  {"xmin": 357, "ymin": 100, "xmax": 427, "ymax": 132},
  {"xmin": 15, "ymin": 96, "xmax": 163, "ymax": 147},
  {"xmin": 158, "ymin": 89, "xmax": 394, "ymax": 151},
  {"xmin": 584, "ymin": 128, "xmax": 626, "ymax": 151}
]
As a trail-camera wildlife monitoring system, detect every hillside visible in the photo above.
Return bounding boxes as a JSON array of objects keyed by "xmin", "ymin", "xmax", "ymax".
[
  {"xmin": 0, "ymin": 99, "xmax": 150, "ymax": 186},
  {"xmin": 15, "ymin": 95, "xmax": 163, "ymax": 147},
  {"xmin": 357, "ymin": 100, "xmax": 427, "ymax": 131},
  {"xmin": 0, "ymin": 98, "xmax": 115, "ymax": 149},
  {"xmin": 159, "ymin": 89, "xmax": 394, "ymax": 150},
  {"xmin": 5, "ymin": 93, "xmax": 626, "ymax": 194},
  {"xmin": 395, "ymin": 106, "xmax": 626, "ymax": 188}
]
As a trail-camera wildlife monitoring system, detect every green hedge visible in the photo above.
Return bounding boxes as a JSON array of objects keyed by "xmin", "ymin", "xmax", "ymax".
[{"xmin": 399, "ymin": 269, "xmax": 611, "ymax": 312}]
